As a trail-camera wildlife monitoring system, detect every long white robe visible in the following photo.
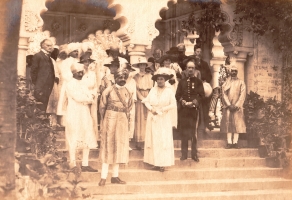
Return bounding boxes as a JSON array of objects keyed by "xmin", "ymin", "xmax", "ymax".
[
  {"xmin": 81, "ymin": 68, "xmax": 99, "ymax": 141},
  {"xmin": 57, "ymin": 57, "xmax": 78, "ymax": 116},
  {"xmin": 142, "ymin": 86, "xmax": 176, "ymax": 167},
  {"xmin": 65, "ymin": 78, "xmax": 97, "ymax": 149},
  {"xmin": 220, "ymin": 77, "xmax": 246, "ymax": 133}
]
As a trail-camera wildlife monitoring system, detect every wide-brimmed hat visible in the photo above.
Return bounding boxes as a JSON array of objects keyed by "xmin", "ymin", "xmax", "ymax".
[
  {"xmin": 104, "ymin": 58, "xmax": 120, "ymax": 68},
  {"xmin": 78, "ymin": 54, "xmax": 95, "ymax": 64},
  {"xmin": 182, "ymin": 56, "xmax": 200, "ymax": 66},
  {"xmin": 158, "ymin": 54, "xmax": 174, "ymax": 65},
  {"xmin": 176, "ymin": 43, "xmax": 186, "ymax": 51},
  {"xmin": 166, "ymin": 47, "xmax": 180, "ymax": 55},
  {"xmin": 151, "ymin": 67, "xmax": 174, "ymax": 82},
  {"xmin": 132, "ymin": 57, "xmax": 152, "ymax": 68}
]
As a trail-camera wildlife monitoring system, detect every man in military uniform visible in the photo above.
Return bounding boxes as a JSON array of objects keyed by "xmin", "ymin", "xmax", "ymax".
[{"xmin": 176, "ymin": 59, "xmax": 205, "ymax": 162}]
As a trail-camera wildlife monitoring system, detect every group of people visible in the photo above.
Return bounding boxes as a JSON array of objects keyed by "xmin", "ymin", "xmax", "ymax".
[{"xmin": 29, "ymin": 37, "xmax": 246, "ymax": 186}]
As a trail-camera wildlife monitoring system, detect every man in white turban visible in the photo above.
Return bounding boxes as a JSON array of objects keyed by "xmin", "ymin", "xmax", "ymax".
[
  {"xmin": 220, "ymin": 65, "xmax": 246, "ymax": 149},
  {"xmin": 57, "ymin": 42, "xmax": 80, "ymax": 125},
  {"xmin": 65, "ymin": 62, "xmax": 98, "ymax": 172}
]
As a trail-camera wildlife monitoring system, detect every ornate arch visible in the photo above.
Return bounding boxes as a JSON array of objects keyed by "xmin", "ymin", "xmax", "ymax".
[{"xmin": 107, "ymin": 0, "xmax": 177, "ymax": 47}]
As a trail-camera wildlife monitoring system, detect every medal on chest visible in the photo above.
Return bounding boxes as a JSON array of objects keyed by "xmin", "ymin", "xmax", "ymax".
[{"xmin": 192, "ymin": 82, "xmax": 194, "ymax": 89}]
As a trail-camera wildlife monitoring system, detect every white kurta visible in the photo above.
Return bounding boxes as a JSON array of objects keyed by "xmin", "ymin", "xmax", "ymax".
[
  {"xmin": 142, "ymin": 86, "xmax": 176, "ymax": 167},
  {"xmin": 65, "ymin": 78, "xmax": 97, "ymax": 149},
  {"xmin": 57, "ymin": 57, "xmax": 78, "ymax": 115},
  {"xmin": 81, "ymin": 68, "xmax": 99, "ymax": 140}
]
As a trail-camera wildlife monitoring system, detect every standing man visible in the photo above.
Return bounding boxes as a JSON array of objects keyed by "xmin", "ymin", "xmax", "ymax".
[
  {"xmin": 220, "ymin": 65, "xmax": 246, "ymax": 149},
  {"xmin": 184, "ymin": 45, "xmax": 213, "ymax": 134},
  {"xmin": 176, "ymin": 43, "xmax": 188, "ymax": 71},
  {"xmin": 152, "ymin": 48, "xmax": 163, "ymax": 71},
  {"xmin": 176, "ymin": 59, "xmax": 205, "ymax": 162},
  {"xmin": 65, "ymin": 62, "xmax": 98, "ymax": 172},
  {"xmin": 98, "ymin": 67, "xmax": 133, "ymax": 186},
  {"xmin": 31, "ymin": 39, "xmax": 58, "ymax": 111}
]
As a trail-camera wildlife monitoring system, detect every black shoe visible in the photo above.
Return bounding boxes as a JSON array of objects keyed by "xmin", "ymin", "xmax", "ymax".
[
  {"xmin": 159, "ymin": 167, "xmax": 165, "ymax": 172},
  {"xmin": 151, "ymin": 166, "xmax": 160, "ymax": 171},
  {"xmin": 98, "ymin": 179, "xmax": 106, "ymax": 186},
  {"xmin": 233, "ymin": 143, "xmax": 240, "ymax": 149},
  {"xmin": 111, "ymin": 177, "xmax": 126, "ymax": 184},
  {"xmin": 192, "ymin": 155, "xmax": 199, "ymax": 162},
  {"xmin": 180, "ymin": 156, "xmax": 187, "ymax": 161},
  {"xmin": 225, "ymin": 144, "xmax": 232, "ymax": 149},
  {"xmin": 81, "ymin": 166, "xmax": 98, "ymax": 172}
]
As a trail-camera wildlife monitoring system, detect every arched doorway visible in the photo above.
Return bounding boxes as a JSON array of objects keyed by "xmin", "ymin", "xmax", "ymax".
[{"xmin": 42, "ymin": 0, "xmax": 120, "ymax": 44}]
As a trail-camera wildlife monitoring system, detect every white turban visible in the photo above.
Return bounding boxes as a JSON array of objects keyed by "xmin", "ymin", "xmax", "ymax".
[
  {"xmin": 70, "ymin": 62, "xmax": 84, "ymax": 74},
  {"xmin": 81, "ymin": 41, "xmax": 94, "ymax": 53},
  {"xmin": 59, "ymin": 44, "xmax": 68, "ymax": 54},
  {"xmin": 67, "ymin": 42, "xmax": 80, "ymax": 54}
]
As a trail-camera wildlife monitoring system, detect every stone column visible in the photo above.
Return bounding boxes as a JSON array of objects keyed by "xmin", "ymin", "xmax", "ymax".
[
  {"xmin": 18, "ymin": 0, "xmax": 48, "ymax": 76},
  {"xmin": 17, "ymin": 37, "xmax": 29, "ymax": 76},
  {"xmin": 184, "ymin": 31, "xmax": 200, "ymax": 56},
  {"xmin": 210, "ymin": 31, "xmax": 226, "ymax": 88}
]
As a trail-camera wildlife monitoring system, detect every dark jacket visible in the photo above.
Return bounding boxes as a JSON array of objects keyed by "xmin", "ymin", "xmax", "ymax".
[
  {"xmin": 30, "ymin": 51, "xmax": 55, "ymax": 110},
  {"xmin": 175, "ymin": 76, "xmax": 205, "ymax": 105}
]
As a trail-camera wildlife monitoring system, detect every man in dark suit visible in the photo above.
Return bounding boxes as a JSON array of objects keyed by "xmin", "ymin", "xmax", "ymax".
[
  {"xmin": 182, "ymin": 45, "xmax": 213, "ymax": 134},
  {"xmin": 31, "ymin": 39, "xmax": 58, "ymax": 111},
  {"xmin": 176, "ymin": 59, "xmax": 205, "ymax": 162}
]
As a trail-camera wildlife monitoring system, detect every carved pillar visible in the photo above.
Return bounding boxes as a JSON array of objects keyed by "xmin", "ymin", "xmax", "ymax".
[
  {"xmin": 218, "ymin": 0, "xmax": 254, "ymax": 83},
  {"xmin": 210, "ymin": 31, "xmax": 226, "ymax": 88},
  {"xmin": 18, "ymin": 0, "xmax": 48, "ymax": 76},
  {"xmin": 184, "ymin": 31, "xmax": 200, "ymax": 56},
  {"xmin": 108, "ymin": 0, "xmax": 177, "ymax": 62}
]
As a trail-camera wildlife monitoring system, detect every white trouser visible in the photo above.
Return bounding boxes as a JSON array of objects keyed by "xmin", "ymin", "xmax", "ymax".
[
  {"xmin": 69, "ymin": 147, "xmax": 90, "ymax": 167},
  {"xmin": 101, "ymin": 163, "xmax": 119, "ymax": 179},
  {"xmin": 227, "ymin": 133, "xmax": 239, "ymax": 144}
]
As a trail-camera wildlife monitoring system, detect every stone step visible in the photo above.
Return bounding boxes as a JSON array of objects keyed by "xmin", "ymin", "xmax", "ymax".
[
  {"xmin": 90, "ymin": 189, "xmax": 292, "ymax": 200},
  {"xmin": 78, "ymin": 178, "xmax": 292, "ymax": 195},
  {"xmin": 57, "ymin": 148, "xmax": 259, "ymax": 160},
  {"xmin": 64, "ymin": 167, "xmax": 283, "ymax": 182},
  {"xmin": 84, "ymin": 157, "xmax": 266, "ymax": 170},
  {"xmin": 56, "ymin": 139, "xmax": 248, "ymax": 149}
]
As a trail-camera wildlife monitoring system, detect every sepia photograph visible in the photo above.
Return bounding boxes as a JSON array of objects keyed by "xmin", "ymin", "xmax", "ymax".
[{"xmin": 0, "ymin": 0, "xmax": 291, "ymax": 199}]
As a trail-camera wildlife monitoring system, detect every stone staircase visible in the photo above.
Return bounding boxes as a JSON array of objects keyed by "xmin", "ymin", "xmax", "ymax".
[{"xmin": 56, "ymin": 128, "xmax": 292, "ymax": 200}]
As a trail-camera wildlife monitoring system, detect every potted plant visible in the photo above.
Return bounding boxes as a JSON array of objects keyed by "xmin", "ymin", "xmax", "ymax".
[
  {"xmin": 243, "ymin": 91, "xmax": 266, "ymax": 149},
  {"xmin": 243, "ymin": 91, "xmax": 291, "ymax": 168}
]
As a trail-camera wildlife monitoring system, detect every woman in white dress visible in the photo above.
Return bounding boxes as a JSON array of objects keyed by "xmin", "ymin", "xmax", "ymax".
[
  {"xmin": 143, "ymin": 67, "xmax": 176, "ymax": 172},
  {"xmin": 79, "ymin": 54, "xmax": 99, "ymax": 144},
  {"xmin": 158, "ymin": 55, "xmax": 178, "ymax": 128},
  {"xmin": 133, "ymin": 57, "xmax": 153, "ymax": 150}
]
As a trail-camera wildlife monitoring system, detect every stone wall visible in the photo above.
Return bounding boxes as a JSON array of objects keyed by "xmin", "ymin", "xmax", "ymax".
[{"xmin": 246, "ymin": 34, "xmax": 282, "ymax": 100}]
